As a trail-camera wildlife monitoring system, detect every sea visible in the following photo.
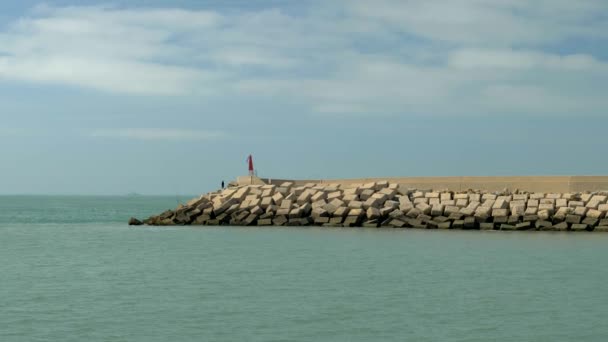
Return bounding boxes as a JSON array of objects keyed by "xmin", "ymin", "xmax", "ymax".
[{"xmin": 1, "ymin": 195, "xmax": 608, "ymax": 342}]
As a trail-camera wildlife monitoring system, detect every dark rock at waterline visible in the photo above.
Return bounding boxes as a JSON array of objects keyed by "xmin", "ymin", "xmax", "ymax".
[{"xmin": 128, "ymin": 217, "xmax": 143, "ymax": 226}]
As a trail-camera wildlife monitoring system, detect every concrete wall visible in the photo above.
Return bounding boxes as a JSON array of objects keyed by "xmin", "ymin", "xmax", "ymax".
[{"xmin": 240, "ymin": 175, "xmax": 608, "ymax": 193}]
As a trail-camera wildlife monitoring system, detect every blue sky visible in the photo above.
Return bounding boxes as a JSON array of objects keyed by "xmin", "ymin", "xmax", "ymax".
[{"xmin": 1, "ymin": 0, "xmax": 608, "ymax": 195}]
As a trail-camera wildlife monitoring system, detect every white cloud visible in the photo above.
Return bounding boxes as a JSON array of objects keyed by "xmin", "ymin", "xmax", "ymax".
[
  {"xmin": 91, "ymin": 129, "xmax": 227, "ymax": 141},
  {"xmin": 0, "ymin": 2, "xmax": 607, "ymax": 116}
]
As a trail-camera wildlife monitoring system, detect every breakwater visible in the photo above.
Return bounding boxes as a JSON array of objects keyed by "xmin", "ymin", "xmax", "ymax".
[{"xmin": 132, "ymin": 179, "xmax": 608, "ymax": 231}]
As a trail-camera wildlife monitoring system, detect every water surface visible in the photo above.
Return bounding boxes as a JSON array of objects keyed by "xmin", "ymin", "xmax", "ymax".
[{"xmin": 1, "ymin": 196, "xmax": 607, "ymax": 341}]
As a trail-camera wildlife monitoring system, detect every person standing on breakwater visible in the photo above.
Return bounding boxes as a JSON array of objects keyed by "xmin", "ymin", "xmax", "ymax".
[{"xmin": 221, "ymin": 180, "xmax": 225, "ymax": 189}]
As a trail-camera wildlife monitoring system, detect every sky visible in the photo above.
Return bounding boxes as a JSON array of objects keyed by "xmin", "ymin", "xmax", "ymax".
[{"xmin": 1, "ymin": 0, "xmax": 608, "ymax": 195}]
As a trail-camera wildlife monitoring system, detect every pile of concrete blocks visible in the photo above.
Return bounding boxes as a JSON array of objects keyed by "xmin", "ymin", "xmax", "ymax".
[{"xmin": 139, "ymin": 182, "xmax": 608, "ymax": 232}]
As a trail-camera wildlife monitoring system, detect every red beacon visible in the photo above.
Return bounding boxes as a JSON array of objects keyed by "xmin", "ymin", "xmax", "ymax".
[{"xmin": 247, "ymin": 154, "xmax": 255, "ymax": 176}]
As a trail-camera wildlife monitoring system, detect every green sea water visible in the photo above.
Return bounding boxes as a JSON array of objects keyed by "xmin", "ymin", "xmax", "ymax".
[{"xmin": 1, "ymin": 196, "xmax": 608, "ymax": 341}]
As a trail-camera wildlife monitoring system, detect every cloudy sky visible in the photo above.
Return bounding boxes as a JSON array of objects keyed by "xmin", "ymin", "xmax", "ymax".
[{"xmin": 1, "ymin": 0, "xmax": 607, "ymax": 195}]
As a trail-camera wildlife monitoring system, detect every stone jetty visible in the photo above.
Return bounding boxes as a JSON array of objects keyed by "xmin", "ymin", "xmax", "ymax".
[{"xmin": 134, "ymin": 180, "xmax": 608, "ymax": 232}]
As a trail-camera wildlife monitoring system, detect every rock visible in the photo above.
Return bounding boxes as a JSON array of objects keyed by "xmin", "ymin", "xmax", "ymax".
[
  {"xmin": 366, "ymin": 207, "xmax": 381, "ymax": 221},
  {"xmin": 480, "ymin": 222, "xmax": 495, "ymax": 230},
  {"xmin": 128, "ymin": 217, "xmax": 143, "ymax": 226},
  {"xmin": 492, "ymin": 209, "xmax": 509, "ymax": 218},
  {"xmin": 570, "ymin": 223, "xmax": 589, "ymax": 232}
]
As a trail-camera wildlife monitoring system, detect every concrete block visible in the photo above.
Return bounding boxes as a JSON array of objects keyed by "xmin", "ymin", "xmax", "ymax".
[
  {"xmin": 258, "ymin": 218, "xmax": 273, "ymax": 226},
  {"xmin": 326, "ymin": 191, "xmax": 342, "ymax": 201},
  {"xmin": 497, "ymin": 195, "xmax": 512, "ymax": 203},
  {"xmin": 312, "ymin": 199, "xmax": 327, "ymax": 209},
  {"xmin": 469, "ymin": 194, "xmax": 481, "ymax": 202},
  {"xmin": 412, "ymin": 191, "xmax": 425, "ymax": 199},
  {"xmin": 459, "ymin": 208, "xmax": 475, "ymax": 216},
  {"xmin": 513, "ymin": 194, "xmax": 529, "ymax": 201},
  {"xmin": 310, "ymin": 191, "xmax": 327, "ymax": 203},
  {"xmin": 454, "ymin": 193, "xmax": 469, "ymax": 200},
  {"xmin": 380, "ymin": 207, "xmax": 394, "ymax": 217},
  {"xmin": 547, "ymin": 193, "xmax": 562, "ymax": 199},
  {"xmin": 342, "ymin": 194, "xmax": 358, "ymax": 204},
  {"xmin": 570, "ymin": 223, "xmax": 589, "ymax": 232},
  {"xmin": 314, "ymin": 216, "xmax": 330, "ymax": 225},
  {"xmin": 500, "ymin": 224, "xmax": 516, "ymax": 231},
  {"xmin": 288, "ymin": 208, "xmax": 302, "ymax": 219},
  {"xmin": 425, "ymin": 192, "xmax": 440, "ymax": 199},
  {"xmin": 389, "ymin": 219, "xmax": 407, "ymax": 228},
  {"xmin": 540, "ymin": 198, "xmax": 555, "ymax": 205},
  {"xmin": 433, "ymin": 216, "xmax": 450, "ymax": 223},
  {"xmin": 384, "ymin": 201, "xmax": 399, "ymax": 211},
  {"xmin": 568, "ymin": 201, "xmax": 585, "ymax": 208},
  {"xmin": 359, "ymin": 189, "xmax": 375, "ymax": 201},
  {"xmin": 280, "ymin": 199, "xmax": 293, "ymax": 210},
  {"xmin": 363, "ymin": 197, "xmax": 383, "ymax": 210},
  {"xmin": 379, "ymin": 188, "xmax": 397, "ymax": 198},
  {"xmin": 455, "ymin": 199, "xmax": 469, "ymax": 208},
  {"xmin": 389, "ymin": 209, "xmax": 406, "ymax": 219},
  {"xmin": 537, "ymin": 210, "xmax": 550, "ymax": 221},
  {"xmin": 562, "ymin": 193, "xmax": 574, "ymax": 200},
  {"xmin": 482, "ymin": 194, "xmax": 497, "ymax": 201},
  {"xmin": 406, "ymin": 208, "xmax": 422, "ymax": 218},
  {"xmin": 581, "ymin": 193, "xmax": 593, "ymax": 202},
  {"xmin": 466, "ymin": 201, "xmax": 481, "ymax": 211},
  {"xmin": 429, "ymin": 198, "xmax": 441, "ymax": 206},
  {"xmin": 273, "ymin": 215, "xmax": 288, "ymax": 226},
  {"xmin": 493, "ymin": 216, "xmax": 508, "ymax": 225},
  {"xmin": 464, "ymin": 217, "xmax": 477, "ymax": 229},
  {"xmin": 342, "ymin": 187, "xmax": 360, "ymax": 196},
  {"xmin": 525, "ymin": 207, "xmax": 538, "ymax": 215},
  {"xmin": 271, "ymin": 193, "xmax": 285, "ymax": 207},
  {"xmin": 523, "ymin": 215, "xmax": 538, "ymax": 223},
  {"xmin": 444, "ymin": 205, "xmax": 460, "ymax": 216},
  {"xmin": 508, "ymin": 216, "xmax": 520, "ymax": 225},
  {"xmin": 538, "ymin": 203, "xmax": 555, "ymax": 213},
  {"xmin": 530, "ymin": 193, "xmax": 545, "ymax": 199},
  {"xmin": 586, "ymin": 209, "xmax": 604, "ymax": 219},
  {"xmin": 511, "ymin": 205, "xmax": 526, "ymax": 217},
  {"xmin": 573, "ymin": 206, "xmax": 588, "ymax": 217},
  {"xmin": 591, "ymin": 195, "xmax": 607, "ymax": 203},
  {"xmin": 348, "ymin": 200, "xmax": 363, "ymax": 210},
  {"xmin": 480, "ymin": 222, "xmax": 495, "ymax": 230},
  {"xmin": 416, "ymin": 203, "xmax": 432, "ymax": 215},
  {"xmin": 582, "ymin": 217, "xmax": 599, "ymax": 226},
  {"xmin": 348, "ymin": 208, "xmax": 364, "ymax": 218},
  {"xmin": 586, "ymin": 200, "xmax": 601, "ymax": 209},
  {"xmin": 474, "ymin": 206, "xmax": 492, "ymax": 220},
  {"xmin": 481, "ymin": 199, "xmax": 496, "ymax": 208},
  {"xmin": 553, "ymin": 222, "xmax": 569, "ymax": 231},
  {"xmin": 343, "ymin": 216, "xmax": 361, "ymax": 227},
  {"xmin": 413, "ymin": 198, "xmax": 429, "ymax": 205},
  {"xmin": 554, "ymin": 207, "xmax": 573, "ymax": 220},
  {"xmin": 566, "ymin": 215, "xmax": 582, "ymax": 224},
  {"xmin": 260, "ymin": 197, "xmax": 274, "ymax": 209},
  {"xmin": 431, "ymin": 205, "xmax": 445, "ymax": 217},
  {"xmin": 366, "ymin": 207, "xmax": 381, "ymax": 221},
  {"xmin": 556, "ymin": 199, "xmax": 568, "ymax": 208},
  {"xmin": 399, "ymin": 201, "xmax": 413, "ymax": 212},
  {"xmin": 493, "ymin": 199, "xmax": 508, "ymax": 209},
  {"xmin": 284, "ymin": 193, "xmax": 296, "ymax": 202},
  {"xmin": 598, "ymin": 204, "xmax": 608, "ymax": 212},
  {"xmin": 535, "ymin": 220, "xmax": 553, "ymax": 229},
  {"xmin": 527, "ymin": 199, "xmax": 539, "ymax": 207},
  {"xmin": 438, "ymin": 222, "xmax": 452, "ymax": 229},
  {"xmin": 452, "ymin": 220, "xmax": 464, "ymax": 229},
  {"xmin": 440, "ymin": 193, "xmax": 452, "ymax": 201},
  {"xmin": 492, "ymin": 209, "xmax": 509, "ymax": 217},
  {"xmin": 441, "ymin": 200, "xmax": 456, "ymax": 206},
  {"xmin": 310, "ymin": 207, "xmax": 329, "ymax": 218},
  {"xmin": 595, "ymin": 226, "xmax": 608, "ymax": 232},
  {"xmin": 516, "ymin": 222, "xmax": 532, "ymax": 230}
]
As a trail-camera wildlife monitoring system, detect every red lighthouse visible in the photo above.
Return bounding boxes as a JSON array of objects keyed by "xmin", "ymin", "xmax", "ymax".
[{"xmin": 247, "ymin": 154, "xmax": 254, "ymax": 176}]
